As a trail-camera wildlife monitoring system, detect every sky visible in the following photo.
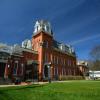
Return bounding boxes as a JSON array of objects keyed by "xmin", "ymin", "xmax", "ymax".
[{"xmin": 0, "ymin": 0, "xmax": 100, "ymax": 60}]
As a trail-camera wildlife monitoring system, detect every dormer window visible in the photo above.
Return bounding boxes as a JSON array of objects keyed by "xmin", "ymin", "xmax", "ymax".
[
  {"xmin": 46, "ymin": 26, "xmax": 49, "ymax": 32},
  {"xmin": 37, "ymin": 26, "xmax": 38, "ymax": 32},
  {"xmin": 42, "ymin": 26, "xmax": 45, "ymax": 31}
]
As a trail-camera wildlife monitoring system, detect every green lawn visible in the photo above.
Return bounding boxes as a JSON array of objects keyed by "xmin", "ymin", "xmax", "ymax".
[{"xmin": 0, "ymin": 81, "xmax": 100, "ymax": 100}]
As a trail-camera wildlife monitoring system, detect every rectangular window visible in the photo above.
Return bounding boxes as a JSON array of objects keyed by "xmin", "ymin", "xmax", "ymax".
[
  {"xmin": 62, "ymin": 68, "xmax": 63, "ymax": 76},
  {"xmin": 72, "ymin": 61, "xmax": 74, "ymax": 66},
  {"xmin": 54, "ymin": 56, "xmax": 55, "ymax": 64},
  {"xmin": 44, "ymin": 53, "xmax": 49, "ymax": 62},
  {"xmin": 69, "ymin": 60, "xmax": 71, "ymax": 66},
  {"xmin": 44, "ymin": 41, "xmax": 48, "ymax": 48},
  {"xmin": 57, "ymin": 57, "xmax": 58, "ymax": 64},
  {"xmin": 44, "ymin": 53, "xmax": 47, "ymax": 62},
  {"xmin": 57, "ymin": 67, "xmax": 58, "ymax": 75},
  {"xmin": 51, "ymin": 54, "xmax": 53, "ymax": 64},
  {"xmin": 68, "ymin": 60, "xmax": 70, "ymax": 66}
]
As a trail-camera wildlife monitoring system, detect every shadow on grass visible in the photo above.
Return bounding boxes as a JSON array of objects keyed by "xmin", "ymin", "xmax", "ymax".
[
  {"xmin": 0, "ymin": 84, "xmax": 47, "ymax": 100},
  {"xmin": 0, "ymin": 84, "xmax": 46, "ymax": 92},
  {"xmin": 0, "ymin": 91, "xmax": 15, "ymax": 100}
]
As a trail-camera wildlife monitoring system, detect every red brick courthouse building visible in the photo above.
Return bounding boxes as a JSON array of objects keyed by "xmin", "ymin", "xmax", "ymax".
[{"xmin": 0, "ymin": 20, "xmax": 81, "ymax": 82}]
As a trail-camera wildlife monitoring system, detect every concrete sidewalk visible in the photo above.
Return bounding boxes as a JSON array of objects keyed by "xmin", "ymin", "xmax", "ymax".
[
  {"xmin": 0, "ymin": 82, "xmax": 48, "ymax": 87},
  {"xmin": 0, "ymin": 80, "xmax": 84, "ymax": 87}
]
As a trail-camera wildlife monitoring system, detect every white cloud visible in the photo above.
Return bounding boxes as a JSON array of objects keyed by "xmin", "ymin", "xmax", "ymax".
[{"xmin": 70, "ymin": 34, "xmax": 100, "ymax": 45}]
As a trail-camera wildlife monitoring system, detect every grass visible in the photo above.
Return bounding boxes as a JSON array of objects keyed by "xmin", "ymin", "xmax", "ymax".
[{"xmin": 0, "ymin": 80, "xmax": 100, "ymax": 100}]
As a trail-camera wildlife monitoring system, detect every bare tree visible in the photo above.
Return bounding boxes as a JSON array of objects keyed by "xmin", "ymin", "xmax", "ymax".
[{"xmin": 90, "ymin": 45, "xmax": 100, "ymax": 70}]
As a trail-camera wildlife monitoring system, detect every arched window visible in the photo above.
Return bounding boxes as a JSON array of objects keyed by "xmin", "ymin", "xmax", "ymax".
[
  {"xmin": 13, "ymin": 61, "xmax": 18, "ymax": 75},
  {"xmin": 44, "ymin": 65, "xmax": 48, "ymax": 78}
]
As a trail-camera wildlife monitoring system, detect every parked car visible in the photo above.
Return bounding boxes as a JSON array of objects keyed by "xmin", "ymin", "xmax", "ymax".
[{"xmin": 89, "ymin": 71, "xmax": 100, "ymax": 80}]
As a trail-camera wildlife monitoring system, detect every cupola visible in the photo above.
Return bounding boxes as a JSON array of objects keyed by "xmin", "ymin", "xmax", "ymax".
[{"xmin": 33, "ymin": 20, "xmax": 53, "ymax": 35}]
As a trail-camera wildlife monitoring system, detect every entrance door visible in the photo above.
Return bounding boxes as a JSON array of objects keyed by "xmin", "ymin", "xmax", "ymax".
[
  {"xmin": 25, "ymin": 70, "xmax": 32, "ymax": 80},
  {"xmin": 0, "ymin": 63, "xmax": 6, "ymax": 78},
  {"xmin": 44, "ymin": 65, "xmax": 49, "ymax": 78},
  {"xmin": 25, "ymin": 64, "xmax": 38, "ymax": 81},
  {"xmin": 25, "ymin": 64, "xmax": 33, "ymax": 80},
  {"xmin": 33, "ymin": 65, "xmax": 38, "ymax": 80}
]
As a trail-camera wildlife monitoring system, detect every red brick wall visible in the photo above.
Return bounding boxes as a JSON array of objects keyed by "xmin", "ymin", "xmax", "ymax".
[
  {"xmin": 22, "ymin": 51, "xmax": 38, "ymax": 61},
  {"xmin": 32, "ymin": 31, "xmax": 79, "ymax": 81},
  {"xmin": 32, "ymin": 32, "xmax": 53, "ymax": 80}
]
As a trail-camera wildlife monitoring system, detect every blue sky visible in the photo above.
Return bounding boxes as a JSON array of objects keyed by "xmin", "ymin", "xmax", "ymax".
[{"xmin": 0, "ymin": 0, "xmax": 100, "ymax": 60}]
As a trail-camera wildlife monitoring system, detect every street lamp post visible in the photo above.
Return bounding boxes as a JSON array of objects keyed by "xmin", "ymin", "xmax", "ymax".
[
  {"xmin": 48, "ymin": 65, "xmax": 51, "ymax": 83},
  {"xmin": 47, "ymin": 62, "xmax": 52, "ymax": 83}
]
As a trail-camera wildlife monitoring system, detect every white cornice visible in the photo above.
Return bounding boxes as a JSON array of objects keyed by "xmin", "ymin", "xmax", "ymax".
[{"xmin": 32, "ymin": 30, "xmax": 53, "ymax": 37}]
